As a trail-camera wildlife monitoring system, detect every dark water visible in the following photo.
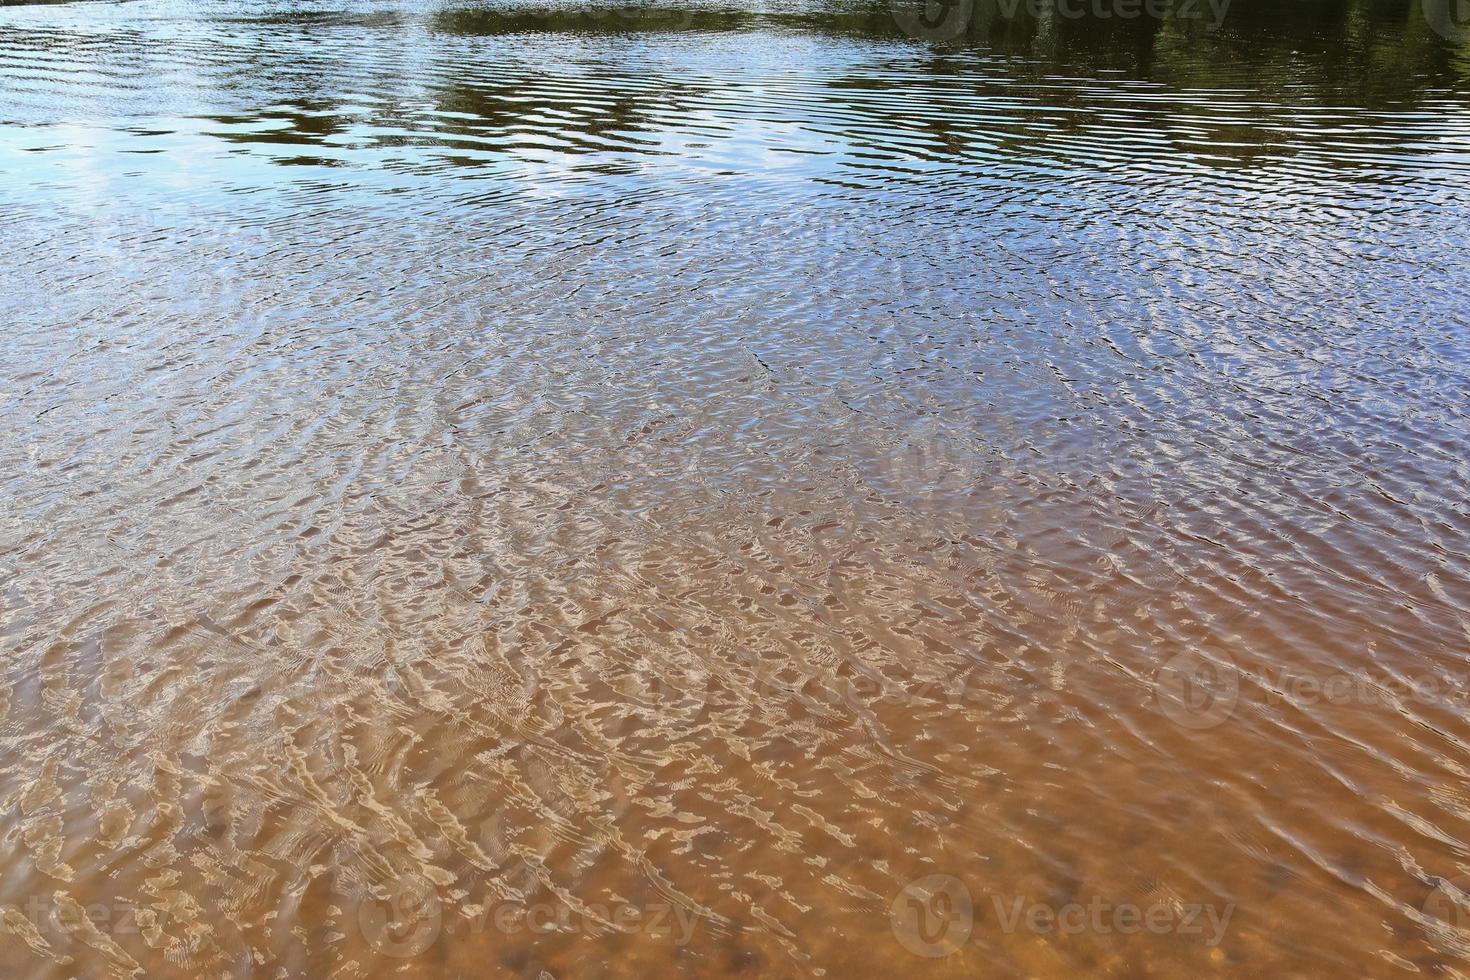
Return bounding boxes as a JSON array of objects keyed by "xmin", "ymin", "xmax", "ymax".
[{"xmin": 2, "ymin": 0, "xmax": 1470, "ymax": 976}]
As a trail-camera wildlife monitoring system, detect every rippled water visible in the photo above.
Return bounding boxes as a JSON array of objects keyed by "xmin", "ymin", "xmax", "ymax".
[{"xmin": 2, "ymin": 0, "xmax": 1470, "ymax": 975}]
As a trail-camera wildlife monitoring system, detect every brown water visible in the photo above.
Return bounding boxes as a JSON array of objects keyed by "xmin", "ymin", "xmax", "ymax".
[{"xmin": 2, "ymin": 0, "xmax": 1470, "ymax": 976}]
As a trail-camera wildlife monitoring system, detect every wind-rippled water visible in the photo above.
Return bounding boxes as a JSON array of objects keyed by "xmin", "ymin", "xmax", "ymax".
[{"xmin": 2, "ymin": 0, "xmax": 1470, "ymax": 976}]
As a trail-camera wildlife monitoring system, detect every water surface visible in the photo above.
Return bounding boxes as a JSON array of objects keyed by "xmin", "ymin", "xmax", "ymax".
[{"xmin": 2, "ymin": 0, "xmax": 1470, "ymax": 976}]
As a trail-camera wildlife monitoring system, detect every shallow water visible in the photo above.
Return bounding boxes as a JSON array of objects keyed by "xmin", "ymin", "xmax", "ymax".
[{"xmin": 2, "ymin": 0, "xmax": 1470, "ymax": 976}]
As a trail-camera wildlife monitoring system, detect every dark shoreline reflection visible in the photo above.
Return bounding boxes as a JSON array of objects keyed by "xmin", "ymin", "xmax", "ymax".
[
  {"xmin": 2, "ymin": 0, "xmax": 1469, "ymax": 176},
  {"xmin": 129, "ymin": 0, "xmax": 1464, "ymax": 181}
]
